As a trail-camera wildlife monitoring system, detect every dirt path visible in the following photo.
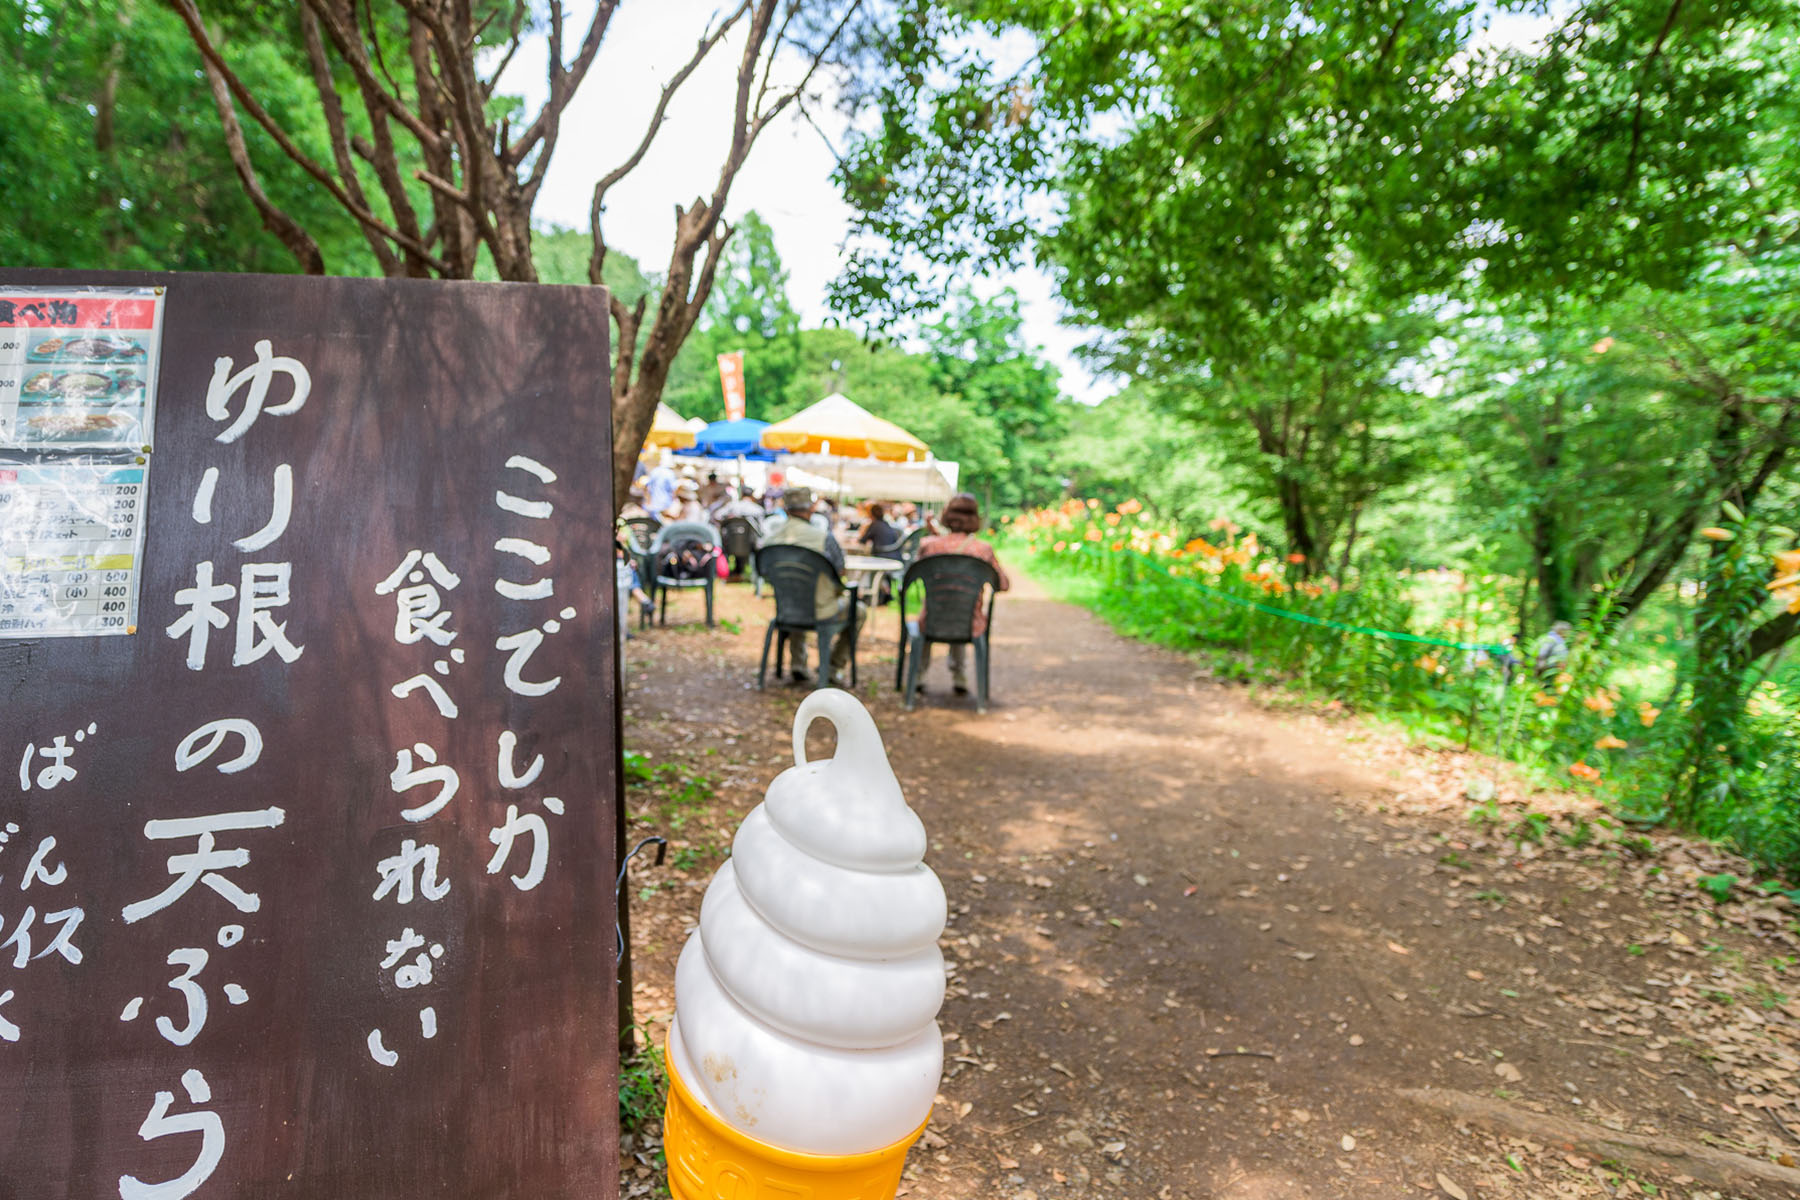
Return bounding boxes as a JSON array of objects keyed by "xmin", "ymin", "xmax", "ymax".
[{"xmin": 618, "ymin": 571, "xmax": 1800, "ymax": 1200}]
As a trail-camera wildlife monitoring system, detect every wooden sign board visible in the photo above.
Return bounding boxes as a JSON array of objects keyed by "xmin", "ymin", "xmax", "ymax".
[{"xmin": 0, "ymin": 270, "xmax": 619, "ymax": 1198}]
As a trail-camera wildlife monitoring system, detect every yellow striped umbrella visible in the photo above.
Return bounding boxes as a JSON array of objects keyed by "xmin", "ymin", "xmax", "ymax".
[
  {"xmin": 644, "ymin": 402, "xmax": 698, "ymax": 450},
  {"xmin": 760, "ymin": 393, "xmax": 929, "ymax": 461}
]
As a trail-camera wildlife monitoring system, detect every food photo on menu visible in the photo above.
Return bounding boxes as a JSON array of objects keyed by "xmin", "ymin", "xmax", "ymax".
[
  {"xmin": 13, "ymin": 364, "xmax": 148, "ymax": 446},
  {"xmin": 26, "ymin": 332, "xmax": 149, "ymax": 362}
]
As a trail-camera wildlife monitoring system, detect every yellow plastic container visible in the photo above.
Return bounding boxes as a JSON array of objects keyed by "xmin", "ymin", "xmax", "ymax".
[{"xmin": 663, "ymin": 1052, "xmax": 928, "ymax": 1200}]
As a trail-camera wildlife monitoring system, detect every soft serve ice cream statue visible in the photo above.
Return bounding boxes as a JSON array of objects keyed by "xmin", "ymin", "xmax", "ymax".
[{"xmin": 663, "ymin": 688, "xmax": 947, "ymax": 1199}]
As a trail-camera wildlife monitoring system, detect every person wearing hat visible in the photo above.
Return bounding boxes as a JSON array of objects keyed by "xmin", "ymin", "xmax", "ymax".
[
  {"xmin": 661, "ymin": 476, "xmax": 706, "ymax": 524},
  {"xmin": 761, "ymin": 486, "xmax": 863, "ymax": 683}
]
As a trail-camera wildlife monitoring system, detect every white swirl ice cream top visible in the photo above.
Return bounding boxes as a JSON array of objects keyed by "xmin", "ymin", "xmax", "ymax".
[{"xmin": 667, "ymin": 688, "xmax": 947, "ymax": 1155}]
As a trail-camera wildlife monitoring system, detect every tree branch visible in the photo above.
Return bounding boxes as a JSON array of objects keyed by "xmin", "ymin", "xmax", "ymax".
[
  {"xmin": 687, "ymin": 220, "xmax": 734, "ymax": 327},
  {"xmin": 751, "ymin": 0, "xmax": 864, "ymax": 136},
  {"xmin": 1622, "ymin": 0, "xmax": 1684, "ymax": 192},
  {"xmin": 610, "ymin": 292, "xmax": 647, "ymax": 412},
  {"xmin": 587, "ymin": 3, "xmax": 748, "ymax": 284},
  {"xmin": 589, "ymin": 3, "xmax": 748, "ymax": 210},
  {"xmin": 168, "ymin": 0, "xmax": 451, "ymax": 272},
  {"xmin": 508, "ymin": 0, "xmax": 620, "ymax": 167},
  {"xmin": 299, "ymin": 3, "xmax": 402, "ymax": 274},
  {"xmin": 197, "ymin": 49, "xmax": 325, "ymax": 274},
  {"xmin": 1746, "ymin": 608, "xmax": 1800, "ymax": 663},
  {"xmin": 302, "ymin": 0, "xmax": 444, "ymax": 150}
]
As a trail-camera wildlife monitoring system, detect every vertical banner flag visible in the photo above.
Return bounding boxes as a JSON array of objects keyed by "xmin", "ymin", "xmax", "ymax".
[{"xmin": 717, "ymin": 351, "xmax": 746, "ymax": 422}]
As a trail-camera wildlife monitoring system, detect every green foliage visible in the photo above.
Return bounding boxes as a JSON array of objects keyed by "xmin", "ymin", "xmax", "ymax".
[
  {"xmin": 661, "ymin": 214, "xmax": 1070, "ymax": 506},
  {"xmin": 1698, "ymin": 874, "xmax": 1740, "ymax": 904},
  {"xmin": 0, "ymin": 0, "xmax": 374, "ymax": 273},
  {"xmin": 618, "ymin": 1029, "xmax": 668, "ymax": 1135},
  {"xmin": 919, "ymin": 289, "xmax": 1067, "ymax": 508},
  {"xmin": 475, "ymin": 225, "xmax": 653, "ymax": 300}
]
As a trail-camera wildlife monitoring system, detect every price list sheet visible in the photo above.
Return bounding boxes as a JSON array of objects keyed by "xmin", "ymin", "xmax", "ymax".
[
  {"xmin": 0, "ymin": 286, "xmax": 163, "ymax": 638},
  {"xmin": 0, "ymin": 460, "xmax": 147, "ymax": 636}
]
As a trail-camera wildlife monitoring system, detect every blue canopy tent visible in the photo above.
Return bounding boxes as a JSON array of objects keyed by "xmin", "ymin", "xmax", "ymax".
[{"xmin": 674, "ymin": 418, "xmax": 782, "ymax": 462}]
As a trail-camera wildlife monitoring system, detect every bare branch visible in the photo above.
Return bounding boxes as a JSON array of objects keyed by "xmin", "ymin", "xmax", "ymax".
[
  {"xmin": 300, "ymin": 4, "xmax": 401, "ymax": 274},
  {"xmin": 507, "ymin": 0, "xmax": 621, "ymax": 167},
  {"xmin": 314, "ymin": 0, "xmax": 438, "ymax": 273},
  {"xmin": 197, "ymin": 50, "xmax": 325, "ymax": 274},
  {"xmin": 359, "ymin": 0, "xmax": 405, "ymax": 99},
  {"xmin": 686, "ymin": 220, "xmax": 734, "ymax": 327},
  {"xmin": 414, "ymin": 169, "xmax": 472, "ymax": 205},
  {"xmin": 302, "ymin": 0, "xmax": 444, "ymax": 150},
  {"xmin": 754, "ymin": 0, "xmax": 804, "ymax": 117},
  {"xmin": 751, "ymin": 1, "xmax": 865, "ymax": 143},
  {"xmin": 586, "ymin": 1, "xmax": 749, "ymax": 218},
  {"xmin": 169, "ymin": 0, "xmax": 451, "ymax": 271},
  {"xmin": 396, "ymin": 0, "xmax": 500, "ymax": 252}
]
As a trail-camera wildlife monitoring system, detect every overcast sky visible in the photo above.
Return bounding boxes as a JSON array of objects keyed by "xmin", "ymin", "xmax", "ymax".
[{"xmin": 499, "ymin": 1, "xmax": 1116, "ymax": 404}]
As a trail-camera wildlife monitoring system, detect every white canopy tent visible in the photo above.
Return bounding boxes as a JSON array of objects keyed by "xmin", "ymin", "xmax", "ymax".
[
  {"xmin": 674, "ymin": 454, "xmax": 846, "ymax": 496},
  {"xmin": 788, "ymin": 454, "xmax": 961, "ymax": 503}
]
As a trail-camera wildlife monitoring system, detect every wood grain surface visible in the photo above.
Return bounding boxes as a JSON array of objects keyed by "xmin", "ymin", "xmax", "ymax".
[{"xmin": 0, "ymin": 270, "xmax": 620, "ymax": 1199}]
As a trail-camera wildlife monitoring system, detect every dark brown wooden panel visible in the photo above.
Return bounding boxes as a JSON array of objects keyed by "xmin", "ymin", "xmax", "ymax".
[{"xmin": 0, "ymin": 270, "xmax": 619, "ymax": 1199}]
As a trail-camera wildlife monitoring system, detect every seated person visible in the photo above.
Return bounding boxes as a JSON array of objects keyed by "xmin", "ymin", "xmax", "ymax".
[
  {"xmin": 761, "ymin": 487, "xmax": 864, "ymax": 683},
  {"xmin": 715, "ymin": 486, "xmax": 764, "ymax": 576},
  {"xmin": 660, "ymin": 478, "xmax": 708, "ymax": 525},
  {"xmin": 911, "ymin": 492, "xmax": 1010, "ymax": 695},
  {"xmin": 716, "ymin": 486, "xmax": 765, "ymax": 527},
  {"xmin": 856, "ymin": 503, "xmax": 903, "ymax": 558},
  {"xmin": 699, "ymin": 471, "xmax": 730, "ymax": 510}
]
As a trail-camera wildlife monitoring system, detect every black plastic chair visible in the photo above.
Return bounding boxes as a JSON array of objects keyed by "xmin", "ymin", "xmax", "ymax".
[
  {"xmin": 619, "ymin": 516, "xmax": 660, "ymax": 607},
  {"xmin": 647, "ymin": 521, "xmax": 719, "ymax": 628},
  {"xmin": 718, "ymin": 516, "xmax": 763, "ymax": 595},
  {"xmin": 621, "ymin": 515, "xmax": 660, "ymax": 548},
  {"xmin": 896, "ymin": 553, "xmax": 1000, "ymax": 712},
  {"xmin": 895, "ymin": 526, "xmax": 925, "ymax": 565},
  {"xmin": 754, "ymin": 544, "xmax": 859, "ymax": 690}
]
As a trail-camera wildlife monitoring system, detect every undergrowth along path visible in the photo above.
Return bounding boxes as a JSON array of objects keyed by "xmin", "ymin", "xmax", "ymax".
[{"xmin": 618, "ymin": 569, "xmax": 1800, "ymax": 1200}]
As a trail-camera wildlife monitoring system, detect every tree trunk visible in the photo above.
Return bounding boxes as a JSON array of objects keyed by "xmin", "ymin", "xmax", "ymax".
[
  {"xmin": 1530, "ymin": 388, "xmax": 1575, "ymax": 622},
  {"xmin": 1533, "ymin": 506, "xmax": 1576, "ymax": 623},
  {"xmin": 1277, "ymin": 474, "xmax": 1317, "ymax": 569},
  {"xmin": 1334, "ymin": 502, "xmax": 1362, "ymax": 580}
]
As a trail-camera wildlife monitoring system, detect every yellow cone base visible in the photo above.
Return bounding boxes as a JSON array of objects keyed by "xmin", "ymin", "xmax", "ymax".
[{"xmin": 663, "ymin": 1052, "xmax": 927, "ymax": 1200}]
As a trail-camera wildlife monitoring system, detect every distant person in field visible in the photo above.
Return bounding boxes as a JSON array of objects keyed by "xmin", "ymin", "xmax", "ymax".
[
  {"xmin": 911, "ymin": 492, "xmax": 1010, "ymax": 696},
  {"xmin": 1535, "ymin": 620, "xmax": 1573, "ymax": 683}
]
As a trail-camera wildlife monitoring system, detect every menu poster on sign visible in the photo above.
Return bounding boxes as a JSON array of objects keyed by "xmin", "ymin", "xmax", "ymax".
[
  {"xmin": 0, "ymin": 456, "xmax": 149, "ymax": 637},
  {"xmin": 0, "ymin": 270, "xmax": 621, "ymax": 1199},
  {"xmin": 0, "ymin": 286, "xmax": 165, "ymax": 450},
  {"xmin": 1, "ymin": 287, "xmax": 164, "ymax": 639}
]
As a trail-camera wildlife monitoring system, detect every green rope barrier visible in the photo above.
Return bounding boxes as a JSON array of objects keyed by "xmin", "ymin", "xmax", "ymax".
[{"xmin": 1064, "ymin": 544, "xmax": 1509, "ymax": 655}]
